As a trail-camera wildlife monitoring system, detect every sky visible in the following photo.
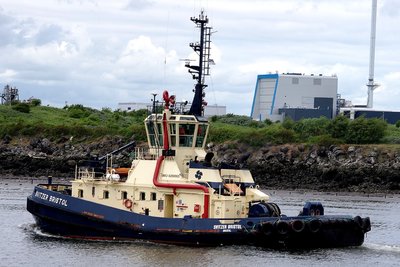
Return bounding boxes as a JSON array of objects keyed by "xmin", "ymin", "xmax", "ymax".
[{"xmin": 0, "ymin": 0, "xmax": 399, "ymax": 115}]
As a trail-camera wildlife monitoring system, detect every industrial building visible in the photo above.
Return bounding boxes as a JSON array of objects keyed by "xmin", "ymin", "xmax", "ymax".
[
  {"xmin": 118, "ymin": 102, "xmax": 149, "ymax": 112},
  {"xmin": 250, "ymin": 73, "xmax": 338, "ymax": 122},
  {"xmin": 340, "ymin": 108, "xmax": 400, "ymax": 125},
  {"xmin": 1, "ymin": 85, "xmax": 19, "ymax": 105}
]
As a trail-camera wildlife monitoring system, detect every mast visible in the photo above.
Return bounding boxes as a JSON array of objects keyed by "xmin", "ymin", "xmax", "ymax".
[
  {"xmin": 366, "ymin": 0, "xmax": 379, "ymax": 108},
  {"xmin": 186, "ymin": 10, "xmax": 212, "ymax": 116}
]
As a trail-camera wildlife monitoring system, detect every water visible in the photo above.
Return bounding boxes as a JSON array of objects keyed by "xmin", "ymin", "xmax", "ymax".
[{"xmin": 1, "ymin": 178, "xmax": 400, "ymax": 266}]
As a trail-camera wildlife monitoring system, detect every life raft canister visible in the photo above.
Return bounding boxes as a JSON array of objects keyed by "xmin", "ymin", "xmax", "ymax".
[
  {"xmin": 302, "ymin": 201, "xmax": 324, "ymax": 216},
  {"xmin": 124, "ymin": 199, "xmax": 133, "ymax": 209}
]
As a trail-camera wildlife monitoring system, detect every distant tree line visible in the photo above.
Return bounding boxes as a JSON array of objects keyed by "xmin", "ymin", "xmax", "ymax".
[{"xmin": 209, "ymin": 114, "xmax": 390, "ymax": 145}]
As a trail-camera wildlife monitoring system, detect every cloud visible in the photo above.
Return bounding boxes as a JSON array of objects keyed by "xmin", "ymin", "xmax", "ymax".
[
  {"xmin": 375, "ymin": 71, "xmax": 400, "ymax": 110},
  {"xmin": 35, "ymin": 24, "xmax": 65, "ymax": 45},
  {"xmin": 126, "ymin": 0, "xmax": 154, "ymax": 11},
  {"xmin": 381, "ymin": 0, "xmax": 400, "ymax": 17},
  {"xmin": 0, "ymin": 69, "xmax": 17, "ymax": 82},
  {"xmin": 0, "ymin": 0, "xmax": 398, "ymax": 115}
]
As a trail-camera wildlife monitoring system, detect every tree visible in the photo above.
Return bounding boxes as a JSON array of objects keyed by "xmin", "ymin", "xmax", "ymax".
[{"xmin": 30, "ymin": 99, "xmax": 41, "ymax": 106}]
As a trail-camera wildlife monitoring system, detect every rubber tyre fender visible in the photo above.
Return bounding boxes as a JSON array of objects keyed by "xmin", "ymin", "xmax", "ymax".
[
  {"xmin": 353, "ymin": 216, "xmax": 363, "ymax": 229},
  {"xmin": 275, "ymin": 220, "xmax": 290, "ymax": 235},
  {"xmin": 291, "ymin": 219, "xmax": 305, "ymax": 233},
  {"xmin": 362, "ymin": 217, "xmax": 371, "ymax": 232},
  {"xmin": 307, "ymin": 219, "xmax": 322, "ymax": 233},
  {"xmin": 261, "ymin": 221, "xmax": 274, "ymax": 236}
]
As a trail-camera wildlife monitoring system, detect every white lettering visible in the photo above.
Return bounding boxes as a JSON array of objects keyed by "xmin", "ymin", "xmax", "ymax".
[
  {"xmin": 213, "ymin": 224, "xmax": 241, "ymax": 230},
  {"xmin": 35, "ymin": 191, "xmax": 68, "ymax": 207}
]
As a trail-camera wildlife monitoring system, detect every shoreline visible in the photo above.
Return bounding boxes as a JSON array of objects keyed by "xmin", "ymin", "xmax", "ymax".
[{"xmin": 1, "ymin": 138, "xmax": 400, "ymax": 195}]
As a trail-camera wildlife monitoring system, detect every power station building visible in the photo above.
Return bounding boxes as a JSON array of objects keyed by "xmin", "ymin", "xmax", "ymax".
[{"xmin": 250, "ymin": 73, "xmax": 338, "ymax": 122}]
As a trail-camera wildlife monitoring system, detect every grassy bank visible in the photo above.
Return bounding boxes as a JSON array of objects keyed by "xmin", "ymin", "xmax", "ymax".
[{"xmin": 1, "ymin": 104, "xmax": 400, "ymax": 147}]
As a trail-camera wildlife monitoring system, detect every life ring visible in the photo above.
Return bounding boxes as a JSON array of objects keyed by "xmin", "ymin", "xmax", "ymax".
[
  {"xmin": 291, "ymin": 220, "xmax": 305, "ymax": 233},
  {"xmin": 124, "ymin": 199, "xmax": 133, "ymax": 209}
]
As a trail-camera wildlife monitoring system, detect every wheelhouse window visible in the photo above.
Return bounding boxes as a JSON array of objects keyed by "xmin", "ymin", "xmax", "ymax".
[
  {"xmin": 156, "ymin": 123, "xmax": 163, "ymax": 146},
  {"xmin": 103, "ymin": 190, "xmax": 109, "ymax": 199},
  {"xmin": 195, "ymin": 124, "xmax": 208, "ymax": 147},
  {"xmin": 169, "ymin": 123, "xmax": 176, "ymax": 147},
  {"xmin": 146, "ymin": 120, "xmax": 163, "ymax": 147},
  {"xmin": 146, "ymin": 121, "xmax": 156, "ymax": 146},
  {"xmin": 78, "ymin": 189, "xmax": 83, "ymax": 198},
  {"xmin": 178, "ymin": 123, "xmax": 195, "ymax": 147},
  {"xmin": 140, "ymin": 192, "xmax": 146, "ymax": 201}
]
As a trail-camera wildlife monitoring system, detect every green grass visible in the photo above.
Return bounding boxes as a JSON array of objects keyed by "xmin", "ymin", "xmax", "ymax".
[
  {"xmin": 2, "ymin": 104, "xmax": 400, "ymax": 147},
  {"xmin": 0, "ymin": 105, "xmax": 147, "ymax": 141}
]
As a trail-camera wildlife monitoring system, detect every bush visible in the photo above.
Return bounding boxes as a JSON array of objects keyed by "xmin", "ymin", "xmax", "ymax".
[
  {"xmin": 12, "ymin": 103, "xmax": 30, "ymax": 113},
  {"xmin": 381, "ymin": 136, "xmax": 400, "ymax": 144},
  {"xmin": 308, "ymin": 134, "xmax": 343, "ymax": 146},
  {"xmin": 124, "ymin": 124, "xmax": 147, "ymax": 141},
  {"xmin": 258, "ymin": 125, "xmax": 296, "ymax": 145},
  {"xmin": 282, "ymin": 117, "xmax": 295, "ymax": 129},
  {"xmin": 396, "ymin": 120, "xmax": 400, "ymax": 128},
  {"xmin": 293, "ymin": 117, "xmax": 330, "ymax": 140},
  {"xmin": 208, "ymin": 123, "xmax": 245, "ymax": 143},
  {"xmin": 329, "ymin": 115, "xmax": 349, "ymax": 139},
  {"xmin": 30, "ymin": 99, "xmax": 41, "ymax": 106},
  {"xmin": 129, "ymin": 109, "xmax": 148, "ymax": 119},
  {"xmin": 345, "ymin": 117, "xmax": 387, "ymax": 144},
  {"xmin": 237, "ymin": 125, "xmax": 296, "ymax": 146},
  {"xmin": 67, "ymin": 104, "xmax": 92, "ymax": 118},
  {"xmin": 211, "ymin": 114, "xmax": 261, "ymax": 127},
  {"xmin": 264, "ymin": 119, "xmax": 273, "ymax": 126},
  {"xmin": 101, "ymin": 107, "xmax": 112, "ymax": 113}
]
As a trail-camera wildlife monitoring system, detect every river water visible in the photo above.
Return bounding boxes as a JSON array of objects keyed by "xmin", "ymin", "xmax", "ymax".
[{"xmin": 1, "ymin": 178, "xmax": 400, "ymax": 266}]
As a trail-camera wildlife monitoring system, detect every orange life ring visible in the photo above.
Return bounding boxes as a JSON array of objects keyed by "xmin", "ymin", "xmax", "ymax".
[{"xmin": 124, "ymin": 199, "xmax": 133, "ymax": 209}]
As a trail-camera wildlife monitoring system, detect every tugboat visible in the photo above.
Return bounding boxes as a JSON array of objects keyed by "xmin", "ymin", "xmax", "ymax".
[{"xmin": 27, "ymin": 11, "xmax": 371, "ymax": 248}]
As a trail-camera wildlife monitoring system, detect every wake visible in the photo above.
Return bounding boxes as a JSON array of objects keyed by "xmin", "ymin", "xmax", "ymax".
[{"xmin": 364, "ymin": 243, "xmax": 400, "ymax": 253}]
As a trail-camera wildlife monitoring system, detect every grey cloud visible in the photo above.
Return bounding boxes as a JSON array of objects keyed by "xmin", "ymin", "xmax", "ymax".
[
  {"xmin": 0, "ymin": 0, "xmax": 398, "ymax": 114},
  {"xmin": 35, "ymin": 24, "xmax": 65, "ymax": 46},
  {"xmin": 126, "ymin": 0, "xmax": 154, "ymax": 11},
  {"xmin": 0, "ymin": 9, "xmax": 66, "ymax": 47},
  {"xmin": 0, "ymin": 9, "xmax": 16, "ymax": 46},
  {"xmin": 381, "ymin": 0, "xmax": 400, "ymax": 17}
]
